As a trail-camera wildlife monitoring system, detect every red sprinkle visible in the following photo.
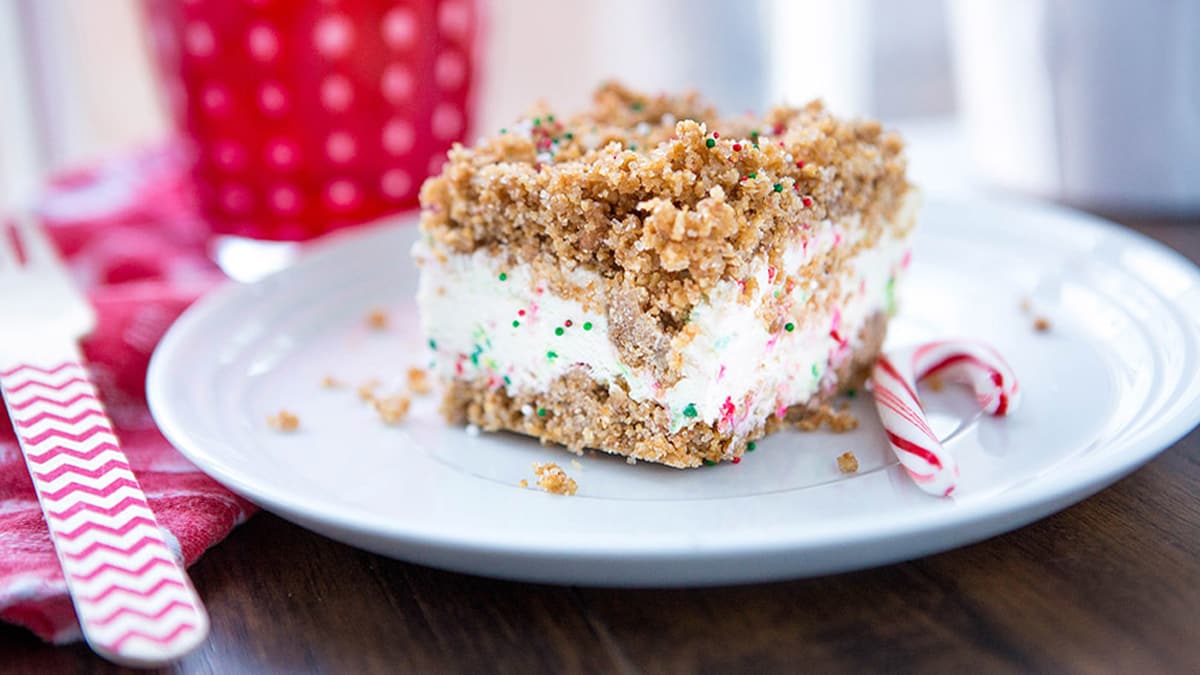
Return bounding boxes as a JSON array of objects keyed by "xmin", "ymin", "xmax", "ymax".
[
  {"xmin": 712, "ymin": 131, "xmax": 719, "ymax": 138},
  {"xmin": 732, "ymin": 456, "xmax": 742, "ymax": 464},
  {"xmin": 796, "ymin": 160, "xmax": 806, "ymax": 169},
  {"xmin": 518, "ymin": 309, "xmax": 526, "ymax": 316},
  {"xmin": 732, "ymin": 143, "xmax": 742, "ymax": 152},
  {"xmin": 564, "ymin": 320, "xmax": 573, "ymax": 327},
  {"xmin": 803, "ymin": 197, "xmax": 813, "ymax": 208}
]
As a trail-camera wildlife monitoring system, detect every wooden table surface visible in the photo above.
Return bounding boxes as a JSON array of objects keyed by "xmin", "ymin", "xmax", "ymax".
[{"xmin": 4, "ymin": 214, "xmax": 1199, "ymax": 674}]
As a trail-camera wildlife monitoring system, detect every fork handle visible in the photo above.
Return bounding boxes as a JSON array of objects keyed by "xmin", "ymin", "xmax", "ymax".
[{"xmin": 0, "ymin": 350, "xmax": 208, "ymax": 667}]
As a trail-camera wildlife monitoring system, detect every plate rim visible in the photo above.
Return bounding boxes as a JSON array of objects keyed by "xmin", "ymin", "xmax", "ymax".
[{"xmin": 146, "ymin": 195, "xmax": 1200, "ymax": 563}]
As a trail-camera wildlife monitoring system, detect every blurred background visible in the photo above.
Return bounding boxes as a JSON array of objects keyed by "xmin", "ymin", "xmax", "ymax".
[{"xmin": 0, "ymin": 0, "xmax": 1196, "ymax": 225}]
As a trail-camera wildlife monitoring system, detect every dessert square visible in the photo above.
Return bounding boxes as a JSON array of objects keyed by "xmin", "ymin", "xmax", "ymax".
[{"xmin": 413, "ymin": 83, "xmax": 918, "ymax": 467}]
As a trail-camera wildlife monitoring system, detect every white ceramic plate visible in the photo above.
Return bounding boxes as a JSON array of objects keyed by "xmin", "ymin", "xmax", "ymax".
[{"xmin": 147, "ymin": 197, "xmax": 1200, "ymax": 587}]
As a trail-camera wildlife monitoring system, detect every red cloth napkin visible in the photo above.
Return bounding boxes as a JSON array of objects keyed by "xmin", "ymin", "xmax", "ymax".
[{"xmin": 0, "ymin": 146, "xmax": 255, "ymax": 643}]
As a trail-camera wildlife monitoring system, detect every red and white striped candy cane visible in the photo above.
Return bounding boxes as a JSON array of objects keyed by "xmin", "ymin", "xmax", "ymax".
[{"xmin": 871, "ymin": 340, "xmax": 1020, "ymax": 497}]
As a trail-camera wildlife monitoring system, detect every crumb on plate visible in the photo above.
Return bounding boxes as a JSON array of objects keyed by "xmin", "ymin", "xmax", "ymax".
[
  {"xmin": 358, "ymin": 379, "xmax": 381, "ymax": 402},
  {"xmin": 1019, "ymin": 297, "xmax": 1032, "ymax": 313},
  {"xmin": 406, "ymin": 367, "xmax": 432, "ymax": 395},
  {"xmin": 320, "ymin": 375, "xmax": 343, "ymax": 389},
  {"xmin": 837, "ymin": 451, "xmax": 859, "ymax": 474},
  {"xmin": 533, "ymin": 462, "xmax": 578, "ymax": 496},
  {"xmin": 373, "ymin": 394, "xmax": 411, "ymax": 425},
  {"xmin": 267, "ymin": 409, "xmax": 300, "ymax": 432},
  {"xmin": 518, "ymin": 479, "xmax": 529, "ymax": 488},
  {"xmin": 366, "ymin": 308, "xmax": 389, "ymax": 330},
  {"xmin": 1033, "ymin": 316, "xmax": 1052, "ymax": 333}
]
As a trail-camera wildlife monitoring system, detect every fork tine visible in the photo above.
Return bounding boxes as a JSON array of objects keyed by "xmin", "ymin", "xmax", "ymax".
[{"xmin": 12, "ymin": 213, "xmax": 63, "ymax": 268}]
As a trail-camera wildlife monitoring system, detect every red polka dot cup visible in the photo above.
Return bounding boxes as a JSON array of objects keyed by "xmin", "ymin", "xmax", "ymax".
[{"xmin": 143, "ymin": 0, "xmax": 480, "ymax": 241}]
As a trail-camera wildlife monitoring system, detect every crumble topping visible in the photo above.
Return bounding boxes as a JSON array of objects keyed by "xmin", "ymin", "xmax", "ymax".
[
  {"xmin": 837, "ymin": 451, "xmax": 859, "ymax": 474},
  {"xmin": 406, "ymin": 367, "xmax": 433, "ymax": 395},
  {"xmin": 532, "ymin": 462, "xmax": 578, "ymax": 496},
  {"xmin": 267, "ymin": 409, "xmax": 300, "ymax": 432},
  {"xmin": 419, "ymin": 82, "xmax": 912, "ymax": 333},
  {"xmin": 366, "ymin": 308, "xmax": 389, "ymax": 330},
  {"xmin": 358, "ymin": 379, "xmax": 381, "ymax": 402},
  {"xmin": 373, "ymin": 394, "xmax": 411, "ymax": 425}
]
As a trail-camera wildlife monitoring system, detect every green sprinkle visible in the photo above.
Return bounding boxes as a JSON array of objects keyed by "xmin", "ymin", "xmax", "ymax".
[
  {"xmin": 885, "ymin": 277, "xmax": 897, "ymax": 315},
  {"xmin": 702, "ymin": 459, "xmax": 716, "ymax": 466},
  {"xmin": 751, "ymin": 130, "xmax": 759, "ymax": 139},
  {"xmin": 583, "ymin": 322, "xmax": 593, "ymax": 331},
  {"xmin": 533, "ymin": 117, "xmax": 541, "ymax": 126},
  {"xmin": 512, "ymin": 320, "xmax": 520, "ymax": 328},
  {"xmin": 631, "ymin": 101, "xmax": 644, "ymax": 112},
  {"xmin": 785, "ymin": 322, "xmax": 795, "ymax": 332},
  {"xmin": 705, "ymin": 138, "xmax": 716, "ymax": 148},
  {"xmin": 846, "ymin": 389, "xmax": 857, "ymax": 398},
  {"xmin": 554, "ymin": 327, "xmax": 564, "ymax": 336},
  {"xmin": 537, "ymin": 407, "xmax": 547, "ymax": 417},
  {"xmin": 499, "ymin": 128, "xmax": 507, "ymax": 134},
  {"xmin": 773, "ymin": 183, "xmax": 783, "ymax": 193},
  {"xmin": 747, "ymin": 441, "xmax": 757, "ymax": 452},
  {"xmin": 498, "ymin": 272, "xmax": 508, "ymax": 281},
  {"xmin": 565, "ymin": 132, "xmax": 574, "ymax": 140},
  {"xmin": 748, "ymin": 172, "xmax": 757, "ymax": 179},
  {"xmin": 547, "ymin": 114, "xmax": 555, "ymax": 122},
  {"xmin": 428, "ymin": 339, "xmax": 437, "ymax": 350},
  {"xmin": 629, "ymin": 144, "xmax": 637, "ymax": 151},
  {"xmin": 547, "ymin": 351, "xmax": 558, "ymax": 360},
  {"xmin": 504, "ymin": 375, "xmax": 511, "ymax": 385},
  {"xmin": 811, "ymin": 363, "xmax": 820, "ymax": 379},
  {"xmin": 683, "ymin": 403, "xmax": 698, "ymax": 418}
]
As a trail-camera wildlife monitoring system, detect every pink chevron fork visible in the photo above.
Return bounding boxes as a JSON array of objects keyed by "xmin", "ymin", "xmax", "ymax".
[{"xmin": 0, "ymin": 216, "xmax": 207, "ymax": 666}]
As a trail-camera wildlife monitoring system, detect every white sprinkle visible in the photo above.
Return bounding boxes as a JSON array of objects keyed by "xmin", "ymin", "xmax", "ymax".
[
  {"xmin": 661, "ymin": 113, "xmax": 676, "ymax": 126},
  {"xmin": 570, "ymin": 459, "xmax": 583, "ymax": 470},
  {"xmin": 465, "ymin": 424, "xmax": 480, "ymax": 437},
  {"xmin": 626, "ymin": 456, "xmax": 637, "ymax": 465},
  {"xmin": 635, "ymin": 121, "xmax": 651, "ymax": 135},
  {"xmin": 520, "ymin": 404, "xmax": 534, "ymax": 417}
]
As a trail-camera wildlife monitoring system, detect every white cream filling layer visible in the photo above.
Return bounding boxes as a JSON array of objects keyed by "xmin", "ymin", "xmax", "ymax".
[{"xmin": 414, "ymin": 216, "xmax": 913, "ymax": 439}]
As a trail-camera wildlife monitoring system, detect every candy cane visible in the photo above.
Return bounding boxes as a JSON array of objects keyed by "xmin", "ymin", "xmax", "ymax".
[{"xmin": 871, "ymin": 340, "xmax": 1020, "ymax": 497}]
